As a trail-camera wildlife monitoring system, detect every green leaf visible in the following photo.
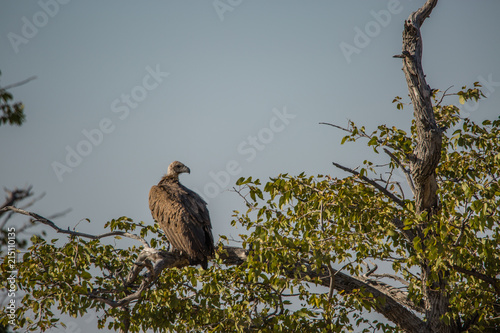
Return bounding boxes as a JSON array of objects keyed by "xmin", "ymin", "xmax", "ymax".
[{"xmin": 459, "ymin": 94, "xmax": 465, "ymax": 104}]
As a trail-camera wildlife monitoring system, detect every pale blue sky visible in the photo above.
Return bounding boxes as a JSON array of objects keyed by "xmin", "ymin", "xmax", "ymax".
[{"xmin": 1, "ymin": 1, "xmax": 499, "ymax": 332}]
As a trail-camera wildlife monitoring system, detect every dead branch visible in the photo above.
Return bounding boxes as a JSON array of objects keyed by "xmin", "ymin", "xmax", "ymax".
[
  {"xmin": 1, "ymin": 187, "xmax": 33, "ymax": 216},
  {"xmin": 371, "ymin": 273, "xmax": 410, "ymax": 286},
  {"xmin": 319, "ymin": 122, "xmax": 354, "ymax": 134}
]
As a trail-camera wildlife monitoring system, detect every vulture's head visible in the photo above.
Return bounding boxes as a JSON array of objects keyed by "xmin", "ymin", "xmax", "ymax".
[{"xmin": 167, "ymin": 161, "xmax": 191, "ymax": 177}]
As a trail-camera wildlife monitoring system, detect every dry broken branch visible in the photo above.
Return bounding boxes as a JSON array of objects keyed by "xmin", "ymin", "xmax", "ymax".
[{"xmin": 1, "ymin": 187, "xmax": 33, "ymax": 216}]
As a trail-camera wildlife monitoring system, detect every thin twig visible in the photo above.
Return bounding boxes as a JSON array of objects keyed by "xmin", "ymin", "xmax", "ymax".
[
  {"xmin": 232, "ymin": 186, "xmax": 254, "ymax": 208},
  {"xmin": 47, "ymin": 208, "xmax": 73, "ymax": 220},
  {"xmin": 331, "ymin": 161, "xmax": 405, "ymax": 208},
  {"xmin": 363, "ymin": 261, "xmax": 378, "ymax": 278},
  {"xmin": 1, "ymin": 186, "xmax": 33, "ymax": 213},
  {"xmin": 383, "ymin": 148, "xmax": 416, "ymax": 195},
  {"xmin": 435, "ymin": 85, "xmax": 454, "ymax": 107},
  {"xmin": 19, "ymin": 192, "xmax": 46, "ymax": 210},
  {"xmin": 0, "ymin": 76, "xmax": 37, "ymax": 90},
  {"xmin": 319, "ymin": 122, "xmax": 352, "ymax": 133}
]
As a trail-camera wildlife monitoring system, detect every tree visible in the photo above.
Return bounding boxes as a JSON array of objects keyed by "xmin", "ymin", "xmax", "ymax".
[
  {"xmin": 1, "ymin": 0, "xmax": 499, "ymax": 332},
  {"xmin": 0, "ymin": 187, "xmax": 70, "ymax": 333},
  {"xmin": 0, "ymin": 72, "xmax": 60, "ymax": 333},
  {"xmin": 0, "ymin": 71, "xmax": 36, "ymax": 127}
]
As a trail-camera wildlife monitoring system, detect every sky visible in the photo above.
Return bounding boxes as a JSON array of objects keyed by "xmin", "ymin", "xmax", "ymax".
[{"xmin": 1, "ymin": 1, "xmax": 499, "ymax": 332}]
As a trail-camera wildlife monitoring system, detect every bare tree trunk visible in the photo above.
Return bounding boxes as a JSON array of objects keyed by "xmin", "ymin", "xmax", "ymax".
[
  {"xmin": 401, "ymin": 0, "xmax": 441, "ymax": 215},
  {"xmin": 398, "ymin": 1, "xmax": 458, "ymax": 332}
]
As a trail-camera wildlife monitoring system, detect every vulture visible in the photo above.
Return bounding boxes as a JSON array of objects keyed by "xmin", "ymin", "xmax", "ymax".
[{"xmin": 149, "ymin": 161, "xmax": 214, "ymax": 269}]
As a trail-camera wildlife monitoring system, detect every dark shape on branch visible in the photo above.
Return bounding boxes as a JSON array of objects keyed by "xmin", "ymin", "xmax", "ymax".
[{"xmin": 149, "ymin": 161, "xmax": 215, "ymax": 269}]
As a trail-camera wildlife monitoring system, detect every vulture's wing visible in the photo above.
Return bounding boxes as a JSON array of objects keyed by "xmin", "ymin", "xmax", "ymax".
[
  {"xmin": 149, "ymin": 184, "xmax": 214, "ymax": 259},
  {"xmin": 179, "ymin": 185, "xmax": 214, "ymax": 256}
]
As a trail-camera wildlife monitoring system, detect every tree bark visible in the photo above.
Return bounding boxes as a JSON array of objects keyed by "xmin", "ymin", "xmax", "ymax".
[
  {"xmin": 298, "ymin": 265, "xmax": 426, "ymax": 332},
  {"xmin": 398, "ymin": 1, "xmax": 457, "ymax": 332},
  {"xmin": 400, "ymin": 0, "xmax": 441, "ymax": 215}
]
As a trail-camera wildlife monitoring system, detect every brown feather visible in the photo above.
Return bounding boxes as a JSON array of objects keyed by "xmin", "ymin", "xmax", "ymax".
[{"xmin": 149, "ymin": 162, "xmax": 214, "ymax": 269}]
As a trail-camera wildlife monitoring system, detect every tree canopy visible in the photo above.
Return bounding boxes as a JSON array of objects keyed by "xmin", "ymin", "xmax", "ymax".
[{"xmin": 1, "ymin": 0, "xmax": 499, "ymax": 332}]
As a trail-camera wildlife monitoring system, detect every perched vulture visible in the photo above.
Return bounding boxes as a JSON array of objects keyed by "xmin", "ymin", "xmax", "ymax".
[{"xmin": 149, "ymin": 161, "xmax": 214, "ymax": 269}]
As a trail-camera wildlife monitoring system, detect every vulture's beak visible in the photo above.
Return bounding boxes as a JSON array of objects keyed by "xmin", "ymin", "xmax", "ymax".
[{"xmin": 183, "ymin": 166, "xmax": 191, "ymax": 174}]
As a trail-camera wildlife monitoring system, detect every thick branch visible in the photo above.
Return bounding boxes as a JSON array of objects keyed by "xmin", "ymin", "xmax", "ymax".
[
  {"xmin": 118, "ymin": 308, "xmax": 131, "ymax": 333},
  {"xmin": 411, "ymin": 0, "xmax": 438, "ymax": 27},
  {"xmin": 88, "ymin": 246, "xmax": 247, "ymax": 308},
  {"xmin": 298, "ymin": 264, "xmax": 425, "ymax": 332},
  {"xmin": 453, "ymin": 265, "xmax": 500, "ymax": 295},
  {"xmin": 392, "ymin": 216, "xmax": 416, "ymax": 243}
]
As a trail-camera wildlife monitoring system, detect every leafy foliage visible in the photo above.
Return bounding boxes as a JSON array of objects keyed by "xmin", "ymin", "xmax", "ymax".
[{"xmin": 0, "ymin": 71, "xmax": 26, "ymax": 127}]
